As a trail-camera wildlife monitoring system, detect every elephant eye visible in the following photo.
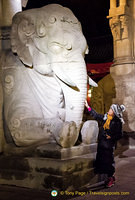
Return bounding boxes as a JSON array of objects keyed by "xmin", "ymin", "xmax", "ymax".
[
  {"xmin": 61, "ymin": 17, "xmax": 69, "ymax": 23},
  {"xmin": 60, "ymin": 17, "xmax": 77, "ymax": 25},
  {"xmin": 49, "ymin": 16, "xmax": 56, "ymax": 24}
]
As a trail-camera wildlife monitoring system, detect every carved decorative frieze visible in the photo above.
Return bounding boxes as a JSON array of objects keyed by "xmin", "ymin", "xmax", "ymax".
[
  {"xmin": 0, "ymin": 27, "xmax": 11, "ymax": 41},
  {"xmin": 110, "ymin": 16, "xmax": 121, "ymax": 40},
  {"xmin": 120, "ymin": 15, "xmax": 129, "ymax": 39},
  {"xmin": 4, "ymin": 74, "xmax": 14, "ymax": 95},
  {"xmin": 109, "ymin": 15, "xmax": 130, "ymax": 41}
]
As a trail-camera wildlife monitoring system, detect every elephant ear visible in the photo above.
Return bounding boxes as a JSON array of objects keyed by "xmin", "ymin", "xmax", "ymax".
[{"xmin": 11, "ymin": 11, "xmax": 35, "ymax": 66}]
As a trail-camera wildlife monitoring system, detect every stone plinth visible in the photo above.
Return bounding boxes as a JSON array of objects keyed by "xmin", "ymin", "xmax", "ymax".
[
  {"xmin": 36, "ymin": 143, "xmax": 97, "ymax": 160},
  {"xmin": 0, "ymin": 143, "xmax": 98, "ymax": 190}
]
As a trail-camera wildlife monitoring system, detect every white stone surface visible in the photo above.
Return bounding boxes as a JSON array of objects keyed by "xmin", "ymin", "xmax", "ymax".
[
  {"xmin": 81, "ymin": 120, "xmax": 99, "ymax": 144},
  {"xmin": 1, "ymin": 4, "xmax": 97, "ymax": 148},
  {"xmin": 21, "ymin": 0, "xmax": 28, "ymax": 8}
]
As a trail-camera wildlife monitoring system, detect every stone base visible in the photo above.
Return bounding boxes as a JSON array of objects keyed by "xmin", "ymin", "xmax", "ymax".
[
  {"xmin": 114, "ymin": 132, "xmax": 135, "ymax": 158},
  {"xmin": 123, "ymin": 132, "xmax": 135, "ymax": 149},
  {"xmin": 0, "ymin": 143, "xmax": 98, "ymax": 190},
  {"xmin": 36, "ymin": 142, "xmax": 97, "ymax": 160}
]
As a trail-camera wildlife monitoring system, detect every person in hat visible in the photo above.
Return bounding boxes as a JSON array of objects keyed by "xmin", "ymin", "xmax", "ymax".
[{"xmin": 85, "ymin": 100, "xmax": 125, "ymax": 187}]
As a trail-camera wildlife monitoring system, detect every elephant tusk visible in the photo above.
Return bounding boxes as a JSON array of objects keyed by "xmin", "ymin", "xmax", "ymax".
[
  {"xmin": 53, "ymin": 67, "xmax": 80, "ymax": 92},
  {"xmin": 87, "ymin": 75, "xmax": 98, "ymax": 87}
]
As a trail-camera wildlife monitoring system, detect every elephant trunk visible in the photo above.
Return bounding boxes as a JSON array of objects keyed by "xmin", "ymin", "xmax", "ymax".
[{"xmin": 53, "ymin": 60, "xmax": 87, "ymax": 131}]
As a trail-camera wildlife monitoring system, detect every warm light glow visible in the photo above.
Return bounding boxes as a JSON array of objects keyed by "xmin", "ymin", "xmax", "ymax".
[{"xmin": 88, "ymin": 89, "xmax": 92, "ymax": 98}]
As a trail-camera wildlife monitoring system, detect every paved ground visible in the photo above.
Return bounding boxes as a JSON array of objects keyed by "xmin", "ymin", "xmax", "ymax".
[
  {"xmin": 69, "ymin": 148, "xmax": 135, "ymax": 200},
  {"xmin": 0, "ymin": 149, "xmax": 134, "ymax": 200}
]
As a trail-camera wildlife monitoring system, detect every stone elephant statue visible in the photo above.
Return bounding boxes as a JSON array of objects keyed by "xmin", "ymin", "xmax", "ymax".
[{"xmin": 1, "ymin": 4, "xmax": 97, "ymax": 148}]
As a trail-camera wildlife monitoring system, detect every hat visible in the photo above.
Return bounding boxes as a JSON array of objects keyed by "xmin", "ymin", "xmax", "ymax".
[{"xmin": 110, "ymin": 104, "xmax": 126, "ymax": 124}]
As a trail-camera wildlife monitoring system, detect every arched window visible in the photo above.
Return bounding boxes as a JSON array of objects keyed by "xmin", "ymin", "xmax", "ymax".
[{"xmin": 116, "ymin": 0, "xmax": 120, "ymax": 7}]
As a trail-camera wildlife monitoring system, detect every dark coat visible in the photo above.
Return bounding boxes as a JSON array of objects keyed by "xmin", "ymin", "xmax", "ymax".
[{"xmin": 88, "ymin": 108, "xmax": 123, "ymax": 175}]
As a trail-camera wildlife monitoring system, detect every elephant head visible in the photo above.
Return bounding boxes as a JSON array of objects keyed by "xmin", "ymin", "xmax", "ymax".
[{"xmin": 7, "ymin": 4, "xmax": 97, "ymax": 147}]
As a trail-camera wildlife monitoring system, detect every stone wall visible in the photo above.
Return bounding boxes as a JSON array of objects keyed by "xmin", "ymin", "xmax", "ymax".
[{"xmin": 0, "ymin": 0, "xmax": 22, "ymax": 152}]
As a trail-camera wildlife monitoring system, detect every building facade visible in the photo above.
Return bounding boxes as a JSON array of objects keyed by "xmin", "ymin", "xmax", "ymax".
[{"xmin": 108, "ymin": 0, "xmax": 135, "ymax": 132}]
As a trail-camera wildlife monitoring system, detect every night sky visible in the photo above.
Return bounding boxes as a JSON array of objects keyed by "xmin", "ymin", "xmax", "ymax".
[{"xmin": 24, "ymin": 0, "xmax": 113, "ymax": 63}]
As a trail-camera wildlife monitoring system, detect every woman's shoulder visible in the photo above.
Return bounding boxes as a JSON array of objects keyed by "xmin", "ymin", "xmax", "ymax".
[
  {"xmin": 112, "ymin": 116, "xmax": 122, "ymax": 125},
  {"xmin": 114, "ymin": 116, "xmax": 121, "ymax": 121}
]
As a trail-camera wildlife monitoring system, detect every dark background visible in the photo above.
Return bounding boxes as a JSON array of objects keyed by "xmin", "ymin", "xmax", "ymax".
[{"xmin": 24, "ymin": 0, "xmax": 113, "ymax": 63}]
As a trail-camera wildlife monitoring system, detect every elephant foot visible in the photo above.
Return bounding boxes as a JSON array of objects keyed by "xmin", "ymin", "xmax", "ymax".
[
  {"xmin": 54, "ymin": 121, "xmax": 79, "ymax": 148},
  {"xmin": 7, "ymin": 116, "xmax": 79, "ymax": 148},
  {"xmin": 81, "ymin": 120, "xmax": 99, "ymax": 144},
  {"xmin": 8, "ymin": 118, "xmax": 55, "ymax": 146}
]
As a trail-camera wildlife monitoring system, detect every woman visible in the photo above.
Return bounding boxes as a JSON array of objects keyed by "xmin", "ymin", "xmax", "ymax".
[{"xmin": 85, "ymin": 100, "xmax": 125, "ymax": 187}]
